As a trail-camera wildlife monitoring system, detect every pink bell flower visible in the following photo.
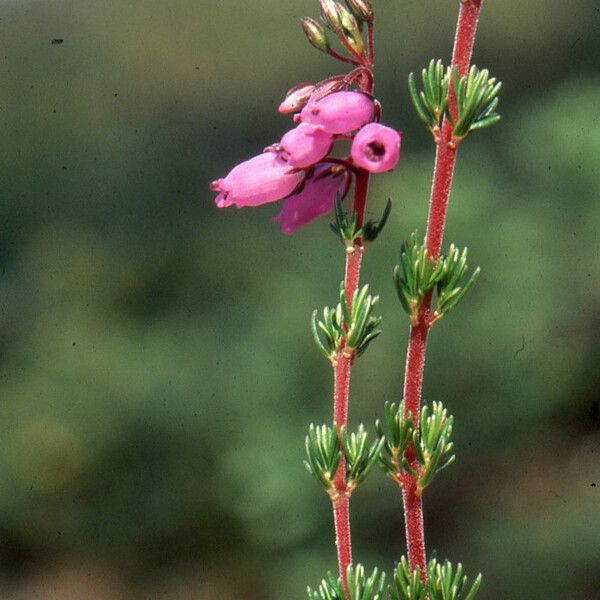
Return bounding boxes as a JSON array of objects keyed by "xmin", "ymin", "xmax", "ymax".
[
  {"xmin": 300, "ymin": 91, "xmax": 374, "ymax": 134},
  {"xmin": 351, "ymin": 123, "xmax": 401, "ymax": 173},
  {"xmin": 273, "ymin": 163, "xmax": 351, "ymax": 234},
  {"xmin": 211, "ymin": 151, "xmax": 305, "ymax": 208},
  {"xmin": 278, "ymin": 123, "xmax": 333, "ymax": 169}
]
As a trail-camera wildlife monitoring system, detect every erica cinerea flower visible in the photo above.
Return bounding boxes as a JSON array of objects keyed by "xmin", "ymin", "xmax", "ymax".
[
  {"xmin": 277, "ymin": 123, "xmax": 333, "ymax": 168},
  {"xmin": 300, "ymin": 90, "xmax": 374, "ymax": 134},
  {"xmin": 210, "ymin": 152, "xmax": 304, "ymax": 208},
  {"xmin": 274, "ymin": 163, "xmax": 350, "ymax": 234},
  {"xmin": 351, "ymin": 123, "xmax": 401, "ymax": 173}
]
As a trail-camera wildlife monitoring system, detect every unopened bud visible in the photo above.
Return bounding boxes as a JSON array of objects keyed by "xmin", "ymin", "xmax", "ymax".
[
  {"xmin": 301, "ymin": 17, "xmax": 330, "ymax": 53},
  {"xmin": 336, "ymin": 4, "xmax": 365, "ymax": 55},
  {"xmin": 279, "ymin": 82, "xmax": 316, "ymax": 114},
  {"xmin": 343, "ymin": 29, "xmax": 365, "ymax": 57},
  {"xmin": 319, "ymin": 0, "xmax": 342, "ymax": 31},
  {"xmin": 337, "ymin": 3, "xmax": 360, "ymax": 33},
  {"xmin": 345, "ymin": 0, "xmax": 373, "ymax": 22}
]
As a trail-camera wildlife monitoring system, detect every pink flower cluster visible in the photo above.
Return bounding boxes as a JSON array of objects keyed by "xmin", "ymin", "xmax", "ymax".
[{"xmin": 211, "ymin": 83, "xmax": 401, "ymax": 234}]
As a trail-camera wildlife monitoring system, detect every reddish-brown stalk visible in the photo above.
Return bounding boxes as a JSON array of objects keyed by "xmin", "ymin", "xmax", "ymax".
[
  {"xmin": 400, "ymin": 0, "xmax": 483, "ymax": 579},
  {"xmin": 331, "ymin": 167, "xmax": 369, "ymax": 595},
  {"xmin": 367, "ymin": 21, "xmax": 375, "ymax": 67},
  {"xmin": 328, "ymin": 48, "xmax": 362, "ymax": 67}
]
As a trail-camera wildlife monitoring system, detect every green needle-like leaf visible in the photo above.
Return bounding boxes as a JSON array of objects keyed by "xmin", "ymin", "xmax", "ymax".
[
  {"xmin": 426, "ymin": 558, "xmax": 482, "ymax": 600},
  {"xmin": 408, "ymin": 59, "xmax": 449, "ymax": 134},
  {"xmin": 450, "ymin": 65, "xmax": 501, "ymax": 140},
  {"xmin": 304, "ymin": 424, "xmax": 341, "ymax": 493},
  {"xmin": 308, "ymin": 565, "xmax": 385, "ymax": 600}
]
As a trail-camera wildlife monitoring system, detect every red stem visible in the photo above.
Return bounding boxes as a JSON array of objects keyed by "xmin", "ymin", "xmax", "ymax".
[
  {"xmin": 400, "ymin": 0, "xmax": 483, "ymax": 578},
  {"xmin": 332, "ymin": 497, "xmax": 352, "ymax": 593},
  {"xmin": 367, "ymin": 21, "xmax": 375, "ymax": 67},
  {"xmin": 328, "ymin": 48, "xmax": 361, "ymax": 67},
  {"xmin": 331, "ymin": 169, "xmax": 369, "ymax": 596}
]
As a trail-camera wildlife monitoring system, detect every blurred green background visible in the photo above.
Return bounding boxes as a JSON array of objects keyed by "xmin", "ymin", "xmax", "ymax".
[{"xmin": 0, "ymin": 0, "xmax": 598, "ymax": 598}]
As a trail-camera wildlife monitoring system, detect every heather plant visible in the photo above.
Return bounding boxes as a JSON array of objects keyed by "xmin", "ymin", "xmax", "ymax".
[{"xmin": 211, "ymin": 0, "xmax": 500, "ymax": 597}]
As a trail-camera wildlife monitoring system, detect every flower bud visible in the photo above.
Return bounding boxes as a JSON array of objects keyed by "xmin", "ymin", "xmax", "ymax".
[
  {"xmin": 336, "ymin": 4, "xmax": 364, "ymax": 55},
  {"xmin": 301, "ymin": 91, "xmax": 374, "ymax": 134},
  {"xmin": 319, "ymin": 0, "xmax": 342, "ymax": 31},
  {"xmin": 351, "ymin": 123, "xmax": 401, "ymax": 173},
  {"xmin": 278, "ymin": 83, "xmax": 316, "ymax": 114},
  {"xmin": 301, "ymin": 17, "xmax": 330, "ymax": 53},
  {"xmin": 345, "ymin": 0, "xmax": 373, "ymax": 22},
  {"xmin": 337, "ymin": 3, "xmax": 359, "ymax": 33}
]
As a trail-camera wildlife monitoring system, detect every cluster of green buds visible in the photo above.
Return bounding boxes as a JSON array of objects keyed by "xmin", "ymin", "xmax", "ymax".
[
  {"xmin": 311, "ymin": 282, "xmax": 382, "ymax": 365},
  {"xmin": 393, "ymin": 232, "xmax": 480, "ymax": 326},
  {"xmin": 308, "ymin": 564, "xmax": 385, "ymax": 600},
  {"xmin": 390, "ymin": 556, "xmax": 481, "ymax": 600},
  {"xmin": 377, "ymin": 401, "xmax": 455, "ymax": 495},
  {"xmin": 409, "ymin": 59, "xmax": 501, "ymax": 144},
  {"xmin": 304, "ymin": 423, "xmax": 383, "ymax": 500},
  {"xmin": 301, "ymin": 0, "xmax": 374, "ymax": 64}
]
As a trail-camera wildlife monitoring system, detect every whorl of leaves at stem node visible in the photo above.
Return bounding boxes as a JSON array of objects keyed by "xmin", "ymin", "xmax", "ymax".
[
  {"xmin": 311, "ymin": 281, "xmax": 382, "ymax": 363},
  {"xmin": 408, "ymin": 60, "xmax": 501, "ymax": 142},
  {"xmin": 393, "ymin": 232, "xmax": 444, "ymax": 324},
  {"xmin": 304, "ymin": 424, "xmax": 341, "ymax": 493},
  {"xmin": 449, "ymin": 65, "xmax": 501, "ymax": 140},
  {"xmin": 307, "ymin": 571, "xmax": 345, "ymax": 600},
  {"xmin": 408, "ymin": 59, "xmax": 449, "ymax": 135},
  {"xmin": 308, "ymin": 564, "xmax": 386, "ymax": 600},
  {"xmin": 376, "ymin": 401, "xmax": 455, "ymax": 492},
  {"xmin": 389, "ymin": 557, "xmax": 481, "ymax": 600},
  {"xmin": 434, "ymin": 244, "xmax": 480, "ymax": 321},
  {"xmin": 388, "ymin": 556, "xmax": 426, "ymax": 600},
  {"xmin": 304, "ymin": 424, "xmax": 383, "ymax": 497},
  {"xmin": 330, "ymin": 196, "xmax": 392, "ymax": 248},
  {"xmin": 427, "ymin": 558, "xmax": 482, "ymax": 600},
  {"xmin": 393, "ymin": 232, "xmax": 480, "ymax": 325},
  {"xmin": 340, "ymin": 425, "xmax": 384, "ymax": 494},
  {"xmin": 376, "ymin": 401, "xmax": 414, "ymax": 480},
  {"xmin": 412, "ymin": 401, "xmax": 455, "ymax": 492}
]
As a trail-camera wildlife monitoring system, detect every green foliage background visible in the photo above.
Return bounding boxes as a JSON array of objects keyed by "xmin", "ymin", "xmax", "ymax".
[{"xmin": 0, "ymin": 1, "xmax": 598, "ymax": 598}]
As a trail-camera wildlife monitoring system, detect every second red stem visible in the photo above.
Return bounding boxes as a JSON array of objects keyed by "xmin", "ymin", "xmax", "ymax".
[{"xmin": 401, "ymin": 0, "xmax": 483, "ymax": 579}]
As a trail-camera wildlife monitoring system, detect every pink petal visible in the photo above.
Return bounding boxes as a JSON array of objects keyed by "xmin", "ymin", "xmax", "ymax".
[
  {"xmin": 213, "ymin": 152, "xmax": 305, "ymax": 208},
  {"xmin": 273, "ymin": 163, "xmax": 350, "ymax": 234},
  {"xmin": 351, "ymin": 123, "xmax": 401, "ymax": 173},
  {"xmin": 279, "ymin": 123, "xmax": 333, "ymax": 169},
  {"xmin": 300, "ymin": 91, "xmax": 374, "ymax": 134}
]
